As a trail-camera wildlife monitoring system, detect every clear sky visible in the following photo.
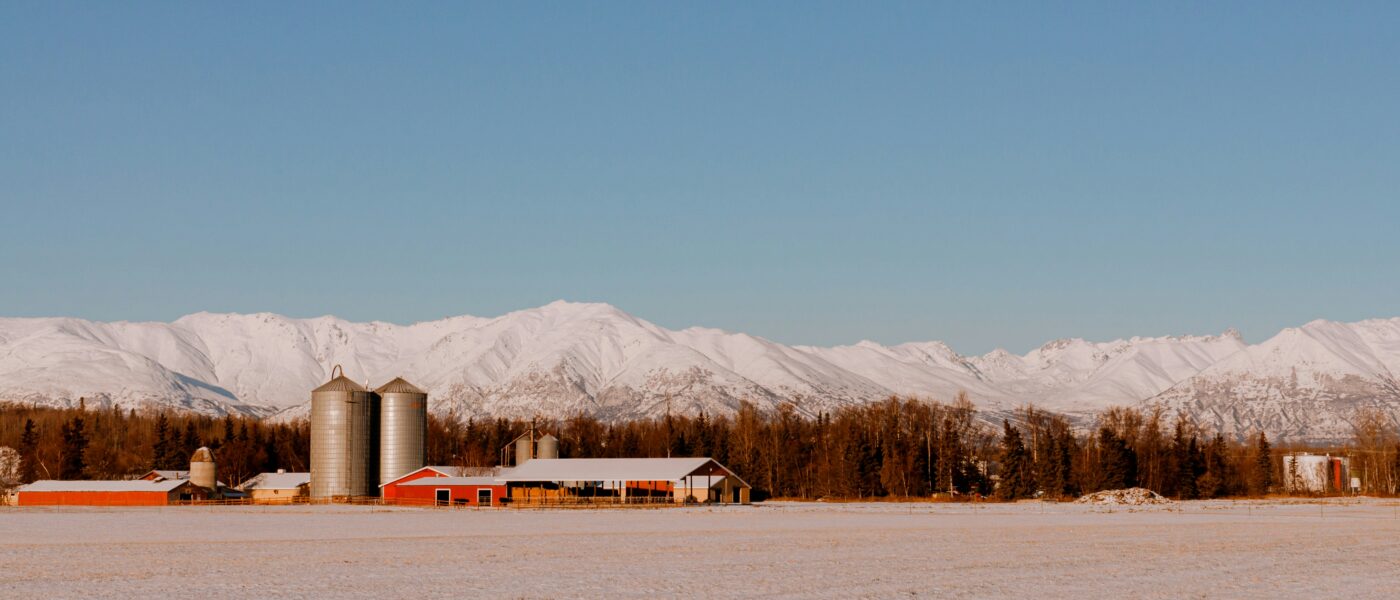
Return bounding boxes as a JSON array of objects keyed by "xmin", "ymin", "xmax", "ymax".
[{"xmin": 2, "ymin": 3, "xmax": 1397, "ymax": 354}]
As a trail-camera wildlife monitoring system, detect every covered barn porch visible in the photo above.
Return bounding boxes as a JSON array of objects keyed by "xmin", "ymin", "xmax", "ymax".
[{"xmin": 496, "ymin": 457, "xmax": 751, "ymax": 506}]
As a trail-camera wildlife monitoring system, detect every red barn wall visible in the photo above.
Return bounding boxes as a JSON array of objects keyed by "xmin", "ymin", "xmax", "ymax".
[
  {"xmin": 18, "ymin": 491, "xmax": 175, "ymax": 506},
  {"xmin": 387, "ymin": 484, "xmax": 506, "ymax": 507},
  {"xmin": 381, "ymin": 469, "xmax": 452, "ymax": 501}
]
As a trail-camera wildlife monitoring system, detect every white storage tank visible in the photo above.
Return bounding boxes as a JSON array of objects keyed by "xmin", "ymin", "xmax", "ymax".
[
  {"xmin": 375, "ymin": 377, "xmax": 427, "ymax": 486},
  {"xmin": 515, "ymin": 435, "xmax": 533, "ymax": 466},
  {"xmin": 536, "ymin": 434, "xmax": 559, "ymax": 460},
  {"xmin": 310, "ymin": 365, "xmax": 378, "ymax": 498}
]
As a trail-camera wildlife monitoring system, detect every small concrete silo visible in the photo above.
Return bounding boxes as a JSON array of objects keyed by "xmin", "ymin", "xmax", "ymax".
[{"xmin": 190, "ymin": 446, "xmax": 217, "ymax": 491}]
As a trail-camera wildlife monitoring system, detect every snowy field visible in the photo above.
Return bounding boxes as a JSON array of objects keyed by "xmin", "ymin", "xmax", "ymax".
[{"xmin": 3, "ymin": 499, "xmax": 1399, "ymax": 598}]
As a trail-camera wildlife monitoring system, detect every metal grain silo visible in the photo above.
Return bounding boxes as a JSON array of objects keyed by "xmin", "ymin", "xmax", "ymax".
[
  {"xmin": 190, "ymin": 446, "xmax": 217, "ymax": 491},
  {"xmin": 515, "ymin": 435, "xmax": 534, "ymax": 466},
  {"xmin": 310, "ymin": 365, "xmax": 378, "ymax": 498},
  {"xmin": 375, "ymin": 377, "xmax": 427, "ymax": 486},
  {"xmin": 536, "ymin": 434, "xmax": 559, "ymax": 460}
]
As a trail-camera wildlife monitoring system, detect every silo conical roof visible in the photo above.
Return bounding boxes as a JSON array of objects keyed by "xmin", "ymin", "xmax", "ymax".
[
  {"xmin": 191, "ymin": 447, "xmax": 215, "ymax": 463},
  {"xmin": 375, "ymin": 377, "xmax": 426, "ymax": 395},
  {"xmin": 313, "ymin": 375, "xmax": 367, "ymax": 393}
]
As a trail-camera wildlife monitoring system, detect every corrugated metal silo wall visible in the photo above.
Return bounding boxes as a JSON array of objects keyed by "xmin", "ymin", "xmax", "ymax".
[
  {"xmin": 379, "ymin": 391, "xmax": 427, "ymax": 485},
  {"xmin": 536, "ymin": 435, "xmax": 558, "ymax": 459},
  {"xmin": 311, "ymin": 389, "xmax": 379, "ymax": 497},
  {"xmin": 515, "ymin": 436, "xmax": 533, "ymax": 466}
]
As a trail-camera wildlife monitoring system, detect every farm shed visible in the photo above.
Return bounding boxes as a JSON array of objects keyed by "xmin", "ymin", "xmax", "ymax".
[
  {"xmin": 497, "ymin": 458, "xmax": 751, "ymax": 504},
  {"xmin": 15, "ymin": 479, "xmax": 209, "ymax": 506},
  {"xmin": 381, "ymin": 466, "xmax": 508, "ymax": 505},
  {"xmin": 236, "ymin": 471, "xmax": 311, "ymax": 503}
]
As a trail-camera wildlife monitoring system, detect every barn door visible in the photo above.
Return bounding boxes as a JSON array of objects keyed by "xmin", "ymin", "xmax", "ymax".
[{"xmin": 435, "ymin": 489, "xmax": 450, "ymax": 506}]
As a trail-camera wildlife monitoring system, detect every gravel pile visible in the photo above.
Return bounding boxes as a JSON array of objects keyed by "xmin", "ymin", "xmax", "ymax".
[{"xmin": 1075, "ymin": 488, "xmax": 1173, "ymax": 506}]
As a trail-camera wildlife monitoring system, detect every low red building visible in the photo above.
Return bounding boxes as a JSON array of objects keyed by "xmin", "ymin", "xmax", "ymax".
[
  {"xmin": 16, "ymin": 479, "xmax": 209, "ymax": 506},
  {"xmin": 381, "ymin": 466, "xmax": 505, "ymax": 507}
]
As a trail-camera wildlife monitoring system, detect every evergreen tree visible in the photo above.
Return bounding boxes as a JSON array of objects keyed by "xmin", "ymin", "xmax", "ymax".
[
  {"xmin": 1047, "ymin": 422, "xmax": 1075, "ymax": 497},
  {"xmin": 18, "ymin": 418, "xmax": 39, "ymax": 483},
  {"xmin": 995, "ymin": 420, "xmax": 1034, "ymax": 500},
  {"xmin": 1252, "ymin": 432, "xmax": 1273, "ymax": 495},
  {"xmin": 1053, "ymin": 429, "xmax": 1077, "ymax": 497},
  {"xmin": 1032, "ymin": 417, "xmax": 1076, "ymax": 499},
  {"xmin": 151, "ymin": 413, "xmax": 172, "ymax": 470},
  {"xmin": 1097, "ymin": 427, "xmax": 1137, "ymax": 490},
  {"xmin": 181, "ymin": 421, "xmax": 200, "ymax": 454},
  {"xmin": 60, "ymin": 414, "xmax": 89, "ymax": 479},
  {"xmin": 221, "ymin": 415, "xmax": 236, "ymax": 447},
  {"xmin": 854, "ymin": 423, "xmax": 881, "ymax": 497},
  {"xmin": 261, "ymin": 428, "xmax": 280, "ymax": 472},
  {"xmin": 1197, "ymin": 435, "xmax": 1230, "ymax": 498},
  {"xmin": 1169, "ymin": 419, "xmax": 1203, "ymax": 499}
]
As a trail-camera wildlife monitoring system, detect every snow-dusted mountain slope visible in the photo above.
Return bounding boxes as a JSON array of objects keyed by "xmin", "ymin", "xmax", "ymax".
[
  {"xmin": 1149, "ymin": 318, "xmax": 1400, "ymax": 443},
  {"xmin": 1, "ymin": 302, "xmax": 1397, "ymax": 442}
]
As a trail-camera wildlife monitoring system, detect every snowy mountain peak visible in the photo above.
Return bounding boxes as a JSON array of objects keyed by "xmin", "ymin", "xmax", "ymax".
[{"xmin": 2, "ymin": 304, "xmax": 1398, "ymax": 442}]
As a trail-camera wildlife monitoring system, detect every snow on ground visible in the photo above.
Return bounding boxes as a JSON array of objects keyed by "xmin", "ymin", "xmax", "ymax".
[
  {"xmin": 3, "ymin": 499, "xmax": 1400, "ymax": 598},
  {"xmin": 1075, "ymin": 487, "xmax": 1173, "ymax": 505}
]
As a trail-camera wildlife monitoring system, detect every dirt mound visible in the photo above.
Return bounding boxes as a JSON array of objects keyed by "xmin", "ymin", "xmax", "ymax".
[{"xmin": 1075, "ymin": 488, "xmax": 1172, "ymax": 506}]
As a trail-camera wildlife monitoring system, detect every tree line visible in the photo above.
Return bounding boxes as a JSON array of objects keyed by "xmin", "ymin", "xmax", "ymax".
[
  {"xmin": 0, "ymin": 400, "xmax": 308, "ymax": 487},
  {"xmin": 4, "ymin": 396, "xmax": 1400, "ymax": 500}
]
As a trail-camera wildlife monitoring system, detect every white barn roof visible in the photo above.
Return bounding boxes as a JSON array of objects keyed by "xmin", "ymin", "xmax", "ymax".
[
  {"xmin": 144, "ymin": 470, "xmax": 189, "ymax": 480},
  {"xmin": 377, "ymin": 465, "xmax": 461, "ymax": 488},
  {"xmin": 21, "ymin": 479, "xmax": 190, "ymax": 493},
  {"xmin": 381, "ymin": 465, "xmax": 512, "ymax": 487},
  {"xmin": 400, "ymin": 476, "xmax": 500, "ymax": 487},
  {"xmin": 238, "ymin": 472, "xmax": 311, "ymax": 491},
  {"xmin": 496, "ymin": 458, "xmax": 749, "ymax": 487}
]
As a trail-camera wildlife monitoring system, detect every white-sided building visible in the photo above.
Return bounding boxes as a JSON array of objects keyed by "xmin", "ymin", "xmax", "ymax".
[{"xmin": 236, "ymin": 471, "xmax": 311, "ymax": 503}]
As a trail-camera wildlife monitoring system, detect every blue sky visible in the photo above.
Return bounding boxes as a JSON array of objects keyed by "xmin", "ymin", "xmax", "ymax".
[{"xmin": 2, "ymin": 3, "xmax": 1397, "ymax": 354}]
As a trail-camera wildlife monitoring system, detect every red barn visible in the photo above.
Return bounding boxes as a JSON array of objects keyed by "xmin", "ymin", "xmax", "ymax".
[
  {"xmin": 16, "ymin": 479, "xmax": 209, "ymax": 506},
  {"xmin": 393, "ymin": 477, "xmax": 506, "ymax": 507},
  {"xmin": 381, "ymin": 466, "xmax": 505, "ymax": 507},
  {"xmin": 380, "ymin": 465, "xmax": 457, "ymax": 493}
]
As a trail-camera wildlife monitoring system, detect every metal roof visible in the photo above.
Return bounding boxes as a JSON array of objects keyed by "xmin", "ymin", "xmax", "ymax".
[
  {"xmin": 21, "ymin": 479, "xmax": 191, "ymax": 493},
  {"xmin": 144, "ymin": 470, "xmax": 189, "ymax": 480},
  {"xmin": 312, "ymin": 375, "xmax": 367, "ymax": 393},
  {"xmin": 379, "ymin": 465, "xmax": 507, "ymax": 487},
  {"xmin": 237, "ymin": 472, "xmax": 311, "ymax": 491},
  {"xmin": 375, "ymin": 377, "xmax": 426, "ymax": 395},
  {"xmin": 400, "ymin": 476, "xmax": 501, "ymax": 487},
  {"xmin": 496, "ymin": 458, "xmax": 749, "ymax": 487}
]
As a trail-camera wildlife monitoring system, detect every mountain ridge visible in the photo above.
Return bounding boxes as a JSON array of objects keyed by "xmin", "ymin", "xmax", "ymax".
[{"xmin": 1, "ymin": 302, "xmax": 1396, "ymax": 442}]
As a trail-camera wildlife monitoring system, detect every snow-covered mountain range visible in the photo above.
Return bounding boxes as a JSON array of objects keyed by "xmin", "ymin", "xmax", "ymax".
[{"xmin": 2, "ymin": 301, "xmax": 1397, "ymax": 443}]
